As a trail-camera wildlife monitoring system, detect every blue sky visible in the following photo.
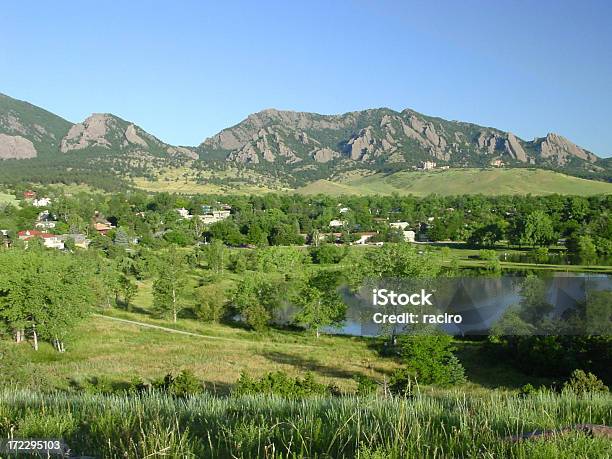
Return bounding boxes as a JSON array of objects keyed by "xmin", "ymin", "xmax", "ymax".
[{"xmin": 1, "ymin": 1, "xmax": 610, "ymax": 156}]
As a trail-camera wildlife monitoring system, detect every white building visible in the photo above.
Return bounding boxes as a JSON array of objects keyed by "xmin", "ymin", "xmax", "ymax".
[
  {"xmin": 198, "ymin": 210, "xmax": 232, "ymax": 225},
  {"xmin": 403, "ymin": 230, "xmax": 416, "ymax": 243},
  {"xmin": 32, "ymin": 197, "xmax": 52, "ymax": 207},
  {"xmin": 419, "ymin": 161, "xmax": 437, "ymax": 170},
  {"xmin": 390, "ymin": 221, "xmax": 410, "ymax": 231},
  {"xmin": 18, "ymin": 230, "xmax": 64, "ymax": 250},
  {"xmin": 329, "ymin": 219, "xmax": 347, "ymax": 228},
  {"xmin": 176, "ymin": 208, "xmax": 192, "ymax": 219}
]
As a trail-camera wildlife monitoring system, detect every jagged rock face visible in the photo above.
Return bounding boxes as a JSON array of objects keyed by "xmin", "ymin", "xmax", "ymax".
[
  {"xmin": 313, "ymin": 147, "xmax": 340, "ymax": 163},
  {"xmin": 60, "ymin": 114, "xmax": 115, "ymax": 152},
  {"xmin": 0, "ymin": 134, "xmax": 37, "ymax": 159},
  {"xmin": 166, "ymin": 145, "xmax": 198, "ymax": 160},
  {"xmin": 59, "ymin": 114, "xmax": 198, "ymax": 159},
  {"xmin": 475, "ymin": 131, "xmax": 528, "ymax": 162},
  {"xmin": 200, "ymin": 108, "xmax": 603, "ymax": 171},
  {"xmin": 124, "ymin": 124, "xmax": 148, "ymax": 147},
  {"xmin": 539, "ymin": 133, "xmax": 597, "ymax": 165}
]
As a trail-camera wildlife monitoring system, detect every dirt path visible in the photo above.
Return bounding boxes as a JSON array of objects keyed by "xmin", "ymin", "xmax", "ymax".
[{"xmin": 93, "ymin": 313, "xmax": 316, "ymax": 348}]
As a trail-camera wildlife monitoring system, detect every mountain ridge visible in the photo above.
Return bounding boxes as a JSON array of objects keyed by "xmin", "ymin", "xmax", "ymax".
[{"xmin": 0, "ymin": 92, "xmax": 609, "ymax": 188}]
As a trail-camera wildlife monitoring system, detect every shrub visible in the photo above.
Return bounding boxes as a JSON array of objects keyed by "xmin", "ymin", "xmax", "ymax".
[
  {"xmin": 233, "ymin": 371, "xmax": 327, "ymax": 398},
  {"xmin": 309, "ymin": 244, "xmax": 347, "ymax": 264},
  {"xmin": 154, "ymin": 370, "xmax": 204, "ymax": 397},
  {"xmin": 563, "ymin": 369, "xmax": 609, "ymax": 395},
  {"xmin": 518, "ymin": 383, "xmax": 537, "ymax": 397},
  {"xmin": 388, "ymin": 368, "xmax": 415, "ymax": 397},
  {"xmin": 354, "ymin": 374, "xmax": 378, "ymax": 396},
  {"xmin": 398, "ymin": 334, "xmax": 466, "ymax": 387}
]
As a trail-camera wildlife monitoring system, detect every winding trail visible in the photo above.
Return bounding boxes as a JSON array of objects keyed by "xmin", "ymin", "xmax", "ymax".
[{"xmin": 93, "ymin": 313, "xmax": 316, "ymax": 349}]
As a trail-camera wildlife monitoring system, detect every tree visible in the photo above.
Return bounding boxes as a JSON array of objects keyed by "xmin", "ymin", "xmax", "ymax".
[
  {"xmin": 118, "ymin": 275, "xmax": 137, "ymax": 311},
  {"xmin": 0, "ymin": 248, "xmax": 94, "ymax": 352},
  {"xmin": 232, "ymin": 275, "xmax": 283, "ymax": 331},
  {"xmin": 152, "ymin": 247, "xmax": 188, "ymax": 322},
  {"xmin": 194, "ymin": 283, "xmax": 228, "ymax": 322},
  {"xmin": 202, "ymin": 239, "xmax": 225, "ymax": 275},
  {"xmin": 294, "ymin": 271, "xmax": 346, "ymax": 338},
  {"xmin": 521, "ymin": 211, "xmax": 556, "ymax": 247}
]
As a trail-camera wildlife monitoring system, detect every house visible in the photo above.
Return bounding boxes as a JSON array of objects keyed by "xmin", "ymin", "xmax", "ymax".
[
  {"xmin": 403, "ymin": 230, "xmax": 416, "ymax": 243},
  {"xmin": 94, "ymin": 222, "xmax": 114, "ymax": 235},
  {"xmin": 176, "ymin": 207, "xmax": 192, "ymax": 219},
  {"xmin": 329, "ymin": 219, "xmax": 347, "ymax": 228},
  {"xmin": 353, "ymin": 232, "xmax": 377, "ymax": 245},
  {"xmin": 339, "ymin": 207, "xmax": 350, "ymax": 214},
  {"xmin": 61, "ymin": 233, "xmax": 91, "ymax": 249},
  {"xmin": 35, "ymin": 210, "xmax": 57, "ymax": 230},
  {"xmin": 92, "ymin": 211, "xmax": 115, "ymax": 235},
  {"xmin": 32, "ymin": 197, "xmax": 52, "ymax": 207},
  {"xmin": 490, "ymin": 159, "xmax": 504, "ymax": 167},
  {"xmin": 390, "ymin": 221, "xmax": 410, "ymax": 231},
  {"xmin": 23, "ymin": 190, "xmax": 36, "ymax": 200},
  {"xmin": 18, "ymin": 230, "xmax": 64, "ymax": 250},
  {"xmin": 198, "ymin": 209, "xmax": 231, "ymax": 225},
  {"xmin": 419, "ymin": 161, "xmax": 437, "ymax": 170}
]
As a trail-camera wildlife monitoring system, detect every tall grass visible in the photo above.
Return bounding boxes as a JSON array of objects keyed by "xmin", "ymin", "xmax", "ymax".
[{"xmin": 0, "ymin": 389, "xmax": 610, "ymax": 458}]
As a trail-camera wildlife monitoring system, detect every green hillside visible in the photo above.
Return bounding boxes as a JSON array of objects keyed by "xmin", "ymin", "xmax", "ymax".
[
  {"xmin": 297, "ymin": 168, "xmax": 612, "ymax": 196},
  {"xmin": 0, "ymin": 93, "xmax": 72, "ymax": 156}
]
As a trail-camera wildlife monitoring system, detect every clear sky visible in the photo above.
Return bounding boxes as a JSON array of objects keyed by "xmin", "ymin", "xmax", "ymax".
[{"xmin": 1, "ymin": 1, "xmax": 610, "ymax": 156}]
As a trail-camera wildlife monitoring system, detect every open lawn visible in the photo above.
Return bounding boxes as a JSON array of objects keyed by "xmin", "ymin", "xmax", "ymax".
[
  {"xmin": 0, "ymin": 191, "xmax": 18, "ymax": 206},
  {"xmin": 298, "ymin": 168, "xmax": 612, "ymax": 196}
]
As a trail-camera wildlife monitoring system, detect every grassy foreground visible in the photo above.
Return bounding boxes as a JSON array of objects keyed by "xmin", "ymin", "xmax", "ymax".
[
  {"xmin": 0, "ymin": 389, "xmax": 610, "ymax": 458},
  {"xmin": 298, "ymin": 169, "xmax": 612, "ymax": 196}
]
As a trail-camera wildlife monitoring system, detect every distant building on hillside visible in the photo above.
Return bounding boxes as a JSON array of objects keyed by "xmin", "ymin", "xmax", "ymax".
[
  {"xmin": 329, "ymin": 219, "xmax": 347, "ymax": 228},
  {"xmin": 176, "ymin": 207, "xmax": 192, "ymax": 219},
  {"xmin": 92, "ymin": 211, "xmax": 115, "ymax": 235},
  {"xmin": 198, "ymin": 209, "xmax": 231, "ymax": 225},
  {"xmin": 353, "ymin": 232, "xmax": 377, "ymax": 245},
  {"xmin": 419, "ymin": 161, "xmax": 437, "ymax": 170},
  {"xmin": 32, "ymin": 197, "xmax": 52, "ymax": 207},
  {"xmin": 23, "ymin": 190, "xmax": 36, "ymax": 200},
  {"xmin": 390, "ymin": 221, "xmax": 410, "ymax": 231},
  {"xmin": 18, "ymin": 230, "xmax": 64, "ymax": 250}
]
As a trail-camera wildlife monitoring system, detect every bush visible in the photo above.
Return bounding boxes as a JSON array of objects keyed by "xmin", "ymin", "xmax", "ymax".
[
  {"xmin": 309, "ymin": 244, "xmax": 347, "ymax": 264},
  {"xmin": 154, "ymin": 370, "xmax": 204, "ymax": 397},
  {"xmin": 354, "ymin": 374, "xmax": 378, "ymax": 396},
  {"xmin": 518, "ymin": 383, "xmax": 537, "ymax": 397},
  {"xmin": 398, "ymin": 334, "xmax": 466, "ymax": 387},
  {"xmin": 563, "ymin": 369, "xmax": 609, "ymax": 395},
  {"xmin": 233, "ymin": 371, "xmax": 327, "ymax": 398},
  {"xmin": 388, "ymin": 368, "xmax": 415, "ymax": 397}
]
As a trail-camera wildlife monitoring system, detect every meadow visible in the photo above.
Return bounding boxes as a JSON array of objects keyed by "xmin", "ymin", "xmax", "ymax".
[
  {"xmin": 0, "ymin": 389, "xmax": 610, "ymax": 458},
  {"xmin": 298, "ymin": 169, "xmax": 612, "ymax": 196}
]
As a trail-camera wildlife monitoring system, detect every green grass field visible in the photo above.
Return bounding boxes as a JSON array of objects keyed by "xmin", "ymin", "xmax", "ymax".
[
  {"xmin": 1, "ymin": 389, "xmax": 609, "ymax": 458},
  {"xmin": 0, "ymin": 192, "xmax": 18, "ymax": 206},
  {"xmin": 298, "ymin": 168, "xmax": 612, "ymax": 196}
]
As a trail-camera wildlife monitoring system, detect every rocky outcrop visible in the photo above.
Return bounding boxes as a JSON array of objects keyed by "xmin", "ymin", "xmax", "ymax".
[
  {"xmin": 0, "ymin": 134, "xmax": 37, "ymax": 159},
  {"xmin": 124, "ymin": 124, "xmax": 148, "ymax": 147},
  {"xmin": 166, "ymin": 146, "xmax": 198, "ymax": 159},
  {"xmin": 313, "ymin": 147, "xmax": 340, "ymax": 163},
  {"xmin": 476, "ymin": 131, "xmax": 528, "ymax": 162},
  {"xmin": 61, "ymin": 114, "xmax": 114, "ymax": 152},
  {"xmin": 506, "ymin": 133, "xmax": 527, "ymax": 162},
  {"xmin": 539, "ymin": 133, "xmax": 598, "ymax": 164}
]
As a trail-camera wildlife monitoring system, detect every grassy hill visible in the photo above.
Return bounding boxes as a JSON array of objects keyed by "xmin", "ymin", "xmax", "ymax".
[{"xmin": 298, "ymin": 168, "xmax": 612, "ymax": 196}]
